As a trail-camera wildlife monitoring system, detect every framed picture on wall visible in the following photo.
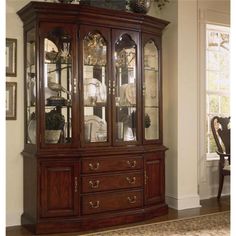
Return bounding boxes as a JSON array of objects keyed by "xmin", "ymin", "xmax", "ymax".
[
  {"xmin": 6, "ymin": 82, "xmax": 17, "ymax": 120},
  {"xmin": 6, "ymin": 38, "xmax": 17, "ymax": 77}
]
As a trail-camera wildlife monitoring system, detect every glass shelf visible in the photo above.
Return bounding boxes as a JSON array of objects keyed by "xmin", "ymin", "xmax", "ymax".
[
  {"xmin": 84, "ymin": 104, "xmax": 107, "ymax": 108},
  {"xmin": 116, "ymin": 105, "xmax": 137, "ymax": 108},
  {"xmin": 45, "ymin": 105, "xmax": 72, "ymax": 109},
  {"xmin": 144, "ymin": 67, "xmax": 158, "ymax": 72},
  {"xmin": 144, "ymin": 105, "xmax": 159, "ymax": 108}
]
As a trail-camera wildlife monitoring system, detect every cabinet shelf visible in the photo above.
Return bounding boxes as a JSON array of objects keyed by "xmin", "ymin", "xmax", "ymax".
[
  {"xmin": 116, "ymin": 105, "xmax": 137, "ymax": 108},
  {"xmin": 144, "ymin": 67, "xmax": 158, "ymax": 72},
  {"xmin": 45, "ymin": 105, "xmax": 72, "ymax": 109},
  {"xmin": 84, "ymin": 103, "xmax": 107, "ymax": 108},
  {"xmin": 144, "ymin": 105, "xmax": 159, "ymax": 108}
]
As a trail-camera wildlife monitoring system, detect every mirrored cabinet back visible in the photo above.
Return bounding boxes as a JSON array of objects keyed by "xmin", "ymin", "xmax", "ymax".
[{"xmin": 17, "ymin": 1, "xmax": 169, "ymax": 234}]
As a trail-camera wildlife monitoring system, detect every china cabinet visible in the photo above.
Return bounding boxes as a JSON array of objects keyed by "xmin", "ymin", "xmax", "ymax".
[{"xmin": 18, "ymin": 1, "xmax": 169, "ymax": 234}]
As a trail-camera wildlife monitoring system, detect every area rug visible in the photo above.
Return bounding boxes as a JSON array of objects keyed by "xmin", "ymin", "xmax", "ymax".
[{"xmin": 83, "ymin": 211, "xmax": 230, "ymax": 236}]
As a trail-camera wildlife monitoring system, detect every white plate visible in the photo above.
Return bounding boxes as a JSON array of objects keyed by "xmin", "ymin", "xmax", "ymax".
[
  {"xmin": 84, "ymin": 78, "xmax": 107, "ymax": 105},
  {"xmin": 84, "ymin": 115, "xmax": 107, "ymax": 142},
  {"xmin": 28, "ymin": 118, "xmax": 36, "ymax": 144},
  {"xmin": 125, "ymin": 83, "xmax": 136, "ymax": 105}
]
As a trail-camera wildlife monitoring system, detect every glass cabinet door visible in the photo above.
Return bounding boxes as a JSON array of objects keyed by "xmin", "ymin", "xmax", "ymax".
[
  {"xmin": 143, "ymin": 39, "xmax": 160, "ymax": 141},
  {"xmin": 43, "ymin": 25, "xmax": 74, "ymax": 145},
  {"xmin": 26, "ymin": 28, "xmax": 36, "ymax": 144},
  {"xmin": 82, "ymin": 28, "xmax": 109, "ymax": 145},
  {"xmin": 114, "ymin": 33, "xmax": 138, "ymax": 143}
]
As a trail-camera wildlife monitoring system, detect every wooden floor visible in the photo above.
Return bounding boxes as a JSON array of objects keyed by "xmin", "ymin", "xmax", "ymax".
[{"xmin": 6, "ymin": 196, "xmax": 230, "ymax": 236}]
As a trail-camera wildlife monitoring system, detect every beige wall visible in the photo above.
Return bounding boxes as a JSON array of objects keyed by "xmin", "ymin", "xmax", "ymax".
[
  {"xmin": 6, "ymin": 0, "xmax": 41, "ymax": 226},
  {"xmin": 6, "ymin": 0, "xmax": 230, "ymax": 226},
  {"xmin": 159, "ymin": 0, "xmax": 230, "ymax": 208}
]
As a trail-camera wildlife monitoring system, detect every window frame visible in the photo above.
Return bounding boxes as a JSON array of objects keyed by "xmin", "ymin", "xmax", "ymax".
[{"xmin": 204, "ymin": 23, "xmax": 230, "ymax": 160}]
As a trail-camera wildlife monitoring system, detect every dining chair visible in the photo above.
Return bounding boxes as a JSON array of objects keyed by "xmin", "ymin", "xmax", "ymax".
[{"xmin": 211, "ymin": 116, "xmax": 230, "ymax": 199}]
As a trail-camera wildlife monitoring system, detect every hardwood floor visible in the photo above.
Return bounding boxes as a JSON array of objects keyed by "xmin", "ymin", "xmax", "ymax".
[{"xmin": 6, "ymin": 196, "xmax": 230, "ymax": 236}]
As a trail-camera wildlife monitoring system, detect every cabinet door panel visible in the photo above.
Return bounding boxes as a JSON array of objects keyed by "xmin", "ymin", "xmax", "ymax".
[
  {"xmin": 40, "ymin": 162, "xmax": 78, "ymax": 217},
  {"xmin": 112, "ymin": 29, "xmax": 141, "ymax": 145},
  {"xmin": 39, "ymin": 22, "xmax": 77, "ymax": 147},
  {"xmin": 144, "ymin": 152, "xmax": 165, "ymax": 205},
  {"xmin": 142, "ymin": 34, "xmax": 162, "ymax": 144},
  {"xmin": 80, "ymin": 25, "xmax": 111, "ymax": 147}
]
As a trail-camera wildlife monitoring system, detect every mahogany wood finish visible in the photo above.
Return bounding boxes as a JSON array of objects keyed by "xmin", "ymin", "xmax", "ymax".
[{"xmin": 17, "ymin": 1, "xmax": 169, "ymax": 234}]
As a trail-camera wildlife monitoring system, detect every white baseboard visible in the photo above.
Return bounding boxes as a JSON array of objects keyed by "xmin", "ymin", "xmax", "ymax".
[{"xmin": 166, "ymin": 194, "xmax": 201, "ymax": 210}]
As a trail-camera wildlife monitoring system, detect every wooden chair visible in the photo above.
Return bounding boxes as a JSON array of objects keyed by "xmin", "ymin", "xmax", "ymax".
[{"xmin": 211, "ymin": 116, "xmax": 230, "ymax": 199}]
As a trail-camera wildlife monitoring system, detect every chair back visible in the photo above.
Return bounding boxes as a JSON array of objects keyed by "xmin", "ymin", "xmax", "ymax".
[{"xmin": 211, "ymin": 116, "xmax": 230, "ymax": 155}]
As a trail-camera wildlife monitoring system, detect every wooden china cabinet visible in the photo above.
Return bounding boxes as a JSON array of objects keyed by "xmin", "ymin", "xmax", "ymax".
[{"xmin": 17, "ymin": 1, "xmax": 169, "ymax": 234}]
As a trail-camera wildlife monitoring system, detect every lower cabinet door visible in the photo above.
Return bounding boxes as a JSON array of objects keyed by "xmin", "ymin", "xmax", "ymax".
[
  {"xmin": 144, "ymin": 152, "xmax": 165, "ymax": 205},
  {"xmin": 40, "ymin": 161, "xmax": 79, "ymax": 217}
]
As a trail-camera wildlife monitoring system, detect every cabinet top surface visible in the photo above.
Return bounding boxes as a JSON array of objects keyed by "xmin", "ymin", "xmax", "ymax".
[{"xmin": 17, "ymin": 1, "xmax": 169, "ymax": 31}]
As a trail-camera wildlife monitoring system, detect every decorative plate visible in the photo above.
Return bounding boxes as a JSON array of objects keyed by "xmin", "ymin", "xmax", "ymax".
[
  {"xmin": 84, "ymin": 78, "xmax": 107, "ymax": 106},
  {"xmin": 125, "ymin": 83, "xmax": 136, "ymax": 105},
  {"xmin": 84, "ymin": 115, "xmax": 107, "ymax": 142},
  {"xmin": 28, "ymin": 117, "xmax": 36, "ymax": 144}
]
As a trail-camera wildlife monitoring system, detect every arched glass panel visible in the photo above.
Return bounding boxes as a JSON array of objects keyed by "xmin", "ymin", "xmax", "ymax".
[
  {"xmin": 44, "ymin": 28, "xmax": 72, "ymax": 144},
  {"xmin": 144, "ymin": 40, "xmax": 159, "ymax": 140},
  {"xmin": 114, "ymin": 34, "xmax": 137, "ymax": 142},
  {"xmin": 83, "ymin": 32, "xmax": 108, "ymax": 143},
  {"xmin": 26, "ymin": 28, "xmax": 36, "ymax": 144}
]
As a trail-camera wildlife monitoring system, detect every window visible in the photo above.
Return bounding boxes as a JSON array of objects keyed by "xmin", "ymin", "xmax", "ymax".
[{"xmin": 205, "ymin": 24, "xmax": 230, "ymax": 159}]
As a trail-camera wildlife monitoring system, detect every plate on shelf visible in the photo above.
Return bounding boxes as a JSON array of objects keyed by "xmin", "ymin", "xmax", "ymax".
[
  {"xmin": 28, "ymin": 116, "xmax": 36, "ymax": 144},
  {"xmin": 84, "ymin": 115, "xmax": 107, "ymax": 142},
  {"xmin": 125, "ymin": 83, "xmax": 136, "ymax": 105},
  {"xmin": 84, "ymin": 78, "xmax": 107, "ymax": 106}
]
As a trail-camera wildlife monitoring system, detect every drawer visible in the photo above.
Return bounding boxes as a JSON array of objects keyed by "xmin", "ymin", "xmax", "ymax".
[
  {"xmin": 82, "ymin": 156, "xmax": 143, "ymax": 173},
  {"xmin": 82, "ymin": 171, "xmax": 143, "ymax": 193},
  {"xmin": 82, "ymin": 189, "xmax": 143, "ymax": 215}
]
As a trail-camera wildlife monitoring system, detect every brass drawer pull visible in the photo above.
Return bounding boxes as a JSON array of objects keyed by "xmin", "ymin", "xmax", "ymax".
[
  {"xmin": 89, "ymin": 180, "xmax": 100, "ymax": 189},
  {"xmin": 89, "ymin": 162, "xmax": 100, "ymax": 171},
  {"xmin": 126, "ymin": 176, "xmax": 136, "ymax": 184},
  {"xmin": 127, "ymin": 196, "xmax": 137, "ymax": 204},
  {"xmin": 89, "ymin": 201, "xmax": 100, "ymax": 209},
  {"xmin": 127, "ymin": 160, "xmax": 137, "ymax": 168}
]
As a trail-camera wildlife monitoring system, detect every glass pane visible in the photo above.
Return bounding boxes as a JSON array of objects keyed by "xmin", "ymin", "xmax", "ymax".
[
  {"xmin": 26, "ymin": 28, "xmax": 36, "ymax": 144},
  {"xmin": 207, "ymin": 51, "xmax": 219, "ymax": 71},
  {"xmin": 205, "ymin": 24, "xmax": 230, "ymax": 155},
  {"xmin": 44, "ymin": 28, "xmax": 72, "ymax": 144},
  {"xmin": 144, "ymin": 40, "xmax": 159, "ymax": 140},
  {"xmin": 114, "ymin": 34, "xmax": 137, "ymax": 142},
  {"xmin": 208, "ymin": 95, "xmax": 219, "ymax": 114},
  {"xmin": 209, "ymin": 133, "xmax": 217, "ymax": 153},
  {"xmin": 220, "ymin": 96, "xmax": 230, "ymax": 114},
  {"xmin": 219, "ymin": 76, "xmax": 229, "ymax": 92},
  {"xmin": 206, "ymin": 71, "xmax": 219, "ymax": 91},
  {"xmin": 83, "ymin": 32, "xmax": 108, "ymax": 143}
]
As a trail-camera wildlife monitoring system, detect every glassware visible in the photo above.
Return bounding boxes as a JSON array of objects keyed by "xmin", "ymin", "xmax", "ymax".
[{"xmin": 84, "ymin": 122, "xmax": 92, "ymax": 142}]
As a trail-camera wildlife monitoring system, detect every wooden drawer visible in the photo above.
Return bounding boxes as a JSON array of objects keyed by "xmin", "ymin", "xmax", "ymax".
[
  {"xmin": 82, "ymin": 189, "xmax": 143, "ymax": 215},
  {"xmin": 82, "ymin": 156, "xmax": 143, "ymax": 173},
  {"xmin": 82, "ymin": 171, "xmax": 143, "ymax": 193}
]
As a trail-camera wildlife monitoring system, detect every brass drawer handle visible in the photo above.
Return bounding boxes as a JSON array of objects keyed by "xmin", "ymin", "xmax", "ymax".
[
  {"xmin": 127, "ymin": 160, "xmax": 137, "ymax": 168},
  {"xmin": 89, "ymin": 162, "xmax": 100, "ymax": 171},
  {"xmin": 127, "ymin": 196, "xmax": 137, "ymax": 204},
  {"xmin": 89, "ymin": 180, "xmax": 100, "ymax": 189},
  {"xmin": 126, "ymin": 176, "xmax": 136, "ymax": 184},
  {"xmin": 89, "ymin": 201, "xmax": 100, "ymax": 209}
]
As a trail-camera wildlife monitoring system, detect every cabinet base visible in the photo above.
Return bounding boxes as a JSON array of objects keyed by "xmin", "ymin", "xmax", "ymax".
[{"xmin": 22, "ymin": 204, "xmax": 168, "ymax": 234}]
